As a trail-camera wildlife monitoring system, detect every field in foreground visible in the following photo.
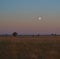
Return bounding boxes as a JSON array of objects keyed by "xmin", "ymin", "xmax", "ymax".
[{"xmin": 0, "ymin": 35, "xmax": 60, "ymax": 59}]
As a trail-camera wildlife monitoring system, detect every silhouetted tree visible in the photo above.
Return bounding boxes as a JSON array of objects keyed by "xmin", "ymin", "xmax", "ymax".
[
  {"xmin": 51, "ymin": 33, "xmax": 57, "ymax": 36},
  {"xmin": 12, "ymin": 32, "xmax": 18, "ymax": 37},
  {"xmin": 51, "ymin": 33, "xmax": 54, "ymax": 36},
  {"xmin": 54, "ymin": 34, "xmax": 57, "ymax": 36},
  {"xmin": 37, "ymin": 34, "xmax": 40, "ymax": 36}
]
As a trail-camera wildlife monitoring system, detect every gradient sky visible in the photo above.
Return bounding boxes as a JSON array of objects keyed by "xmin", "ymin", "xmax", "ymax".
[{"xmin": 0, "ymin": 0, "xmax": 60, "ymax": 34}]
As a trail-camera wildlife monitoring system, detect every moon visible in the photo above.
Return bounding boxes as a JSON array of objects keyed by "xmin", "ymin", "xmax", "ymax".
[
  {"xmin": 38, "ymin": 17, "xmax": 42, "ymax": 20},
  {"xmin": 32, "ymin": 16, "xmax": 42, "ymax": 21},
  {"xmin": 32, "ymin": 16, "xmax": 47, "ymax": 23}
]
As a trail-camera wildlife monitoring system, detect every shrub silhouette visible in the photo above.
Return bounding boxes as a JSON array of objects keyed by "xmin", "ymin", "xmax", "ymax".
[
  {"xmin": 37, "ymin": 34, "xmax": 40, "ymax": 36},
  {"xmin": 12, "ymin": 32, "xmax": 18, "ymax": 37},
  {"xmin": 51, "ymin": 33, "xmax": 57, "ymax": 36}
]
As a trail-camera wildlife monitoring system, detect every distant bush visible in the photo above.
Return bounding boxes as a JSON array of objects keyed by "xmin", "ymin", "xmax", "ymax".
[
  {"xmin": 51, "ymin": 33, "xmax": 54, "ymax": 35},
  {"xmin": 37, "ymin": 34, "xmax": 40, "ymax": 36},
  {"xmin": 12, "ymin": 32, "xmax": 18, "ymax": 37},
  {"xmin": 51, "ymin": 33, "xmax": 57, "ymax": 36}
]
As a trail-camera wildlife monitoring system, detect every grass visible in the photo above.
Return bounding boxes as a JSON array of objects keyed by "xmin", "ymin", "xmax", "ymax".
[{"xmin": 0, "ymin": 35, "xmax": 60, "ymax": 59}]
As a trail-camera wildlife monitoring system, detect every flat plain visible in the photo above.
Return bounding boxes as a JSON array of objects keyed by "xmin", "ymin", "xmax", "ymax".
[{"xmin": 0, "ymin": 35, "xmax": 60, "ymax": 59}]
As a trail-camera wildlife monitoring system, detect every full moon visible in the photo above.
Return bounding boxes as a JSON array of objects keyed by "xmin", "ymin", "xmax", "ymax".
[{"xmin": 38, "ymin": 17, "xmax": 42, "ymax": 20}]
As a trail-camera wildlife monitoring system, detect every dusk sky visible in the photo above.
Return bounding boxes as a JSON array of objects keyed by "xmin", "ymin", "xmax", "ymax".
[{"xmin": 0, "ymin": 0, "xmax": 60, "ymax": 35}]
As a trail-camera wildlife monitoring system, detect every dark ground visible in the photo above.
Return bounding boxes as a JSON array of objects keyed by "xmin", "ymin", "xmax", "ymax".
[{"xmin": 0, "ymin": 35, "xmax": 60, "ymax": 59}]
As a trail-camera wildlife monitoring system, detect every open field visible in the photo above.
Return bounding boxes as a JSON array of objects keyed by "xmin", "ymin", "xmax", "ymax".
[{"xmin": 0, "ymin": 35, "xmax": 60, "ymax": 59}]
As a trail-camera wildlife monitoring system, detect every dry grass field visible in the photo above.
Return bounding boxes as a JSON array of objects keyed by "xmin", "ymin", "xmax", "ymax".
[{"xmin": 0, "ymin": 35, "xmax": 60, "ymax": 59}]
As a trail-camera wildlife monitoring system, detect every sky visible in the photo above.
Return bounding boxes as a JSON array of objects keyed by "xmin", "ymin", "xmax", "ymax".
[{"xmin": 0, "ymin": 0, "xmax": 60, "ymax": 35}]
